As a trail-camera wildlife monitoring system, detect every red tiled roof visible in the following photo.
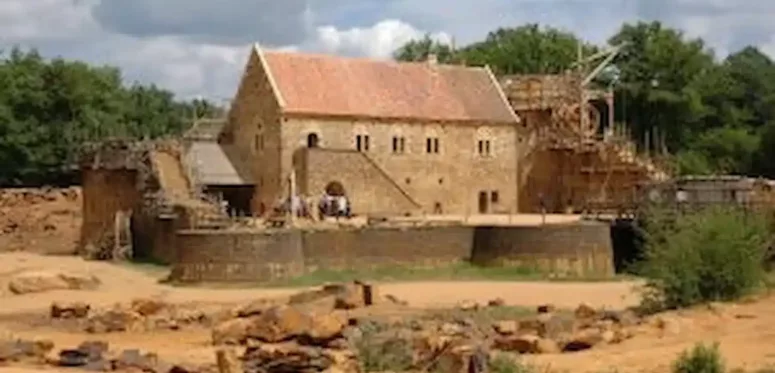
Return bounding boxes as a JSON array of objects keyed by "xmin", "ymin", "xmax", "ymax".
[{"xmin": 261, "ymin": 50, "xmax": 518, "ymax": 124}]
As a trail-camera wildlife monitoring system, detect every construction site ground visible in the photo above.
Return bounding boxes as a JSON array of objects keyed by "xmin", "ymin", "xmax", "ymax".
[
  {"xmin": 0, "ymin": 253, "xmax": 774, "ymax": 373},
  {"xmin": 2, "ymin": 188, "xmax": 775, "ymax": 372}
]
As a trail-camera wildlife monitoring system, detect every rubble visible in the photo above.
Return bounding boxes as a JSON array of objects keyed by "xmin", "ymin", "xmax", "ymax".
[
  {"xmin": 0, "ymin": 338, "xmax": 54, "ymax": 364},
  {"xmin": 78, "ymin": 299, "xmax": 212, "ymax": 334},
  {"xmin": 51, "ymin": 301, "xmax": 91, "ymax": 319},
  {"xmin": 0, "ymin": 187, "xmax": 81, "ymax": 255}
]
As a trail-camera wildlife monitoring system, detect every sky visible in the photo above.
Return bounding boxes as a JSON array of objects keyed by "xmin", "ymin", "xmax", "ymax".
[{"xmin": 3, "ymin": 0, "xmax": 775, "ymax": 102}]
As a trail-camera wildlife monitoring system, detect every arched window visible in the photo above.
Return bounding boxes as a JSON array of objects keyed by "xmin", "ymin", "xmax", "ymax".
[{"xmin": 307, "ymin": 133, "xmax": 319, "ymax": 148}]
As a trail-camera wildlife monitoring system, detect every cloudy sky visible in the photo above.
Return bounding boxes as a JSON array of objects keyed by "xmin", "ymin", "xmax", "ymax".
[{"xmin": 2, "ymin": 0, "xmax": 775, "ymax": 102}]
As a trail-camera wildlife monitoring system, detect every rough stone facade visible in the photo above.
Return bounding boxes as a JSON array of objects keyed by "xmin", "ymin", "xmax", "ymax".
[
  {"xmin": 224, "ymin": 48, "xmax": 283, "ymax": 214},
  {"xmin": 169, "ymin": 222, "xmax": 614, "ymax": 283},
  {"xmin": 224, "ymin": 45, "xmax": 521, "ymax": 216}
]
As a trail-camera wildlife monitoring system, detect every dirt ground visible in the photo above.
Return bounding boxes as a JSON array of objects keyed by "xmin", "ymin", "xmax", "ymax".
[
  {"xmin": 0, "ymin": 253, "xmax": 774, "ymax": 373},
  {"xmin": 0, "ymin": 188, "xmax": 81, "ymax": 256}
]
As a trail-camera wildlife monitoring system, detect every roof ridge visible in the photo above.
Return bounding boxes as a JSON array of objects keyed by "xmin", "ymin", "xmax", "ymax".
[{"xmin": 262, "ymin": 48, "xmax": 487, "ymax": 72}]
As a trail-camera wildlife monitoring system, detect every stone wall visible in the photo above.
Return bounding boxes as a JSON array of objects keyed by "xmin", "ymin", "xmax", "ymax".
[
  {"xmin": 471, "ymin": 222, "xmax": 614, "ymax": 277},
  {"xmin": 283, "ymin": 116, "xmax": 520, "ymax": 215},
  {"xmin": 169, "ymin": 221, "xmax": 614, "ymax": 283},
  {"xmin": 302, "ymin": 226, "xmax": 472, "ymax": 271},
  {"xmin": 294, "ymin": 148, "xmax": 420, "ymax": 216},
  {"xmin": 80, "ymin": 169, "xmax": 141, "ymax": 253},
  {"xmin": 173, "ymin": 229, "xmax": 305, "ymax": 282}
]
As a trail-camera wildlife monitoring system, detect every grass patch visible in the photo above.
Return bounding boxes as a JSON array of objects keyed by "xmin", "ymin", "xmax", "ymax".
[
  {"xmin": 261, "ymin": 262, "xmax": 626, "ymax": 288},
  {"xmin": 672, "ymin": 342, "xmax": 724, "ymax": 373}
]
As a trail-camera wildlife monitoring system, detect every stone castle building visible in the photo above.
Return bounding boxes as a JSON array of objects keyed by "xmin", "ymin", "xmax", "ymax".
[{"xmin": 220, "ymin": 44, "xmax": 522, "ymax": 216}]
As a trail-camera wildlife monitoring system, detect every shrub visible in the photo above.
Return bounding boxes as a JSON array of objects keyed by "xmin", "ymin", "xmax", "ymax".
[
  {"xmin": 352, "ymin": 321, "xmax": 414, "ymax": 372},
  {"xmin": 672, "ymin": 342, "xmax": 724, "ymax": 373},
  {"xmin": 488, "ymin": 352, "xmax": 534, "ymax": 373},
  {"xmin": 637, "ymin": 206, "xmax": 770, "ymax": 312}
]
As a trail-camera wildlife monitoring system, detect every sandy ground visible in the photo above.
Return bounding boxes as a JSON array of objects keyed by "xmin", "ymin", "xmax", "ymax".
[{"xmin": 1, "ymin": 252, "xmax": 774, "ymax": 372}]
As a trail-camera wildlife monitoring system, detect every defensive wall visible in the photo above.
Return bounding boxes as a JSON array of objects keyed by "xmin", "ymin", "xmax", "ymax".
[{"xmin": 168, "ymin": 221, "xmax": 614, "ymax": 283}]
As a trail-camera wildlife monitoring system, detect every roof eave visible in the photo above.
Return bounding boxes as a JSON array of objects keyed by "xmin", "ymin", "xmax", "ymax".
[
  {"xmin": 254, "ymin": 43, "xmax": 286, "ymax": 109},
  {"xmin": 484, "ymin": 64, "xmax": 521, "ymax": 124}
]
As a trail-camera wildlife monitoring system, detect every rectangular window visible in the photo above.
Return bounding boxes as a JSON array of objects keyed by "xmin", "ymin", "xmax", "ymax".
[
  {"xmin": 491, "ymin": 191, "xmax": 500, "ymax": 203},
  {"xmin": 393, "ymin": 136, "xmax": 406, "ymax": 154},
  {"xmin": 356, "ymin": 135, "xmax": 362, "ymax": 151},
  {"xmin": 427, "ymin": 137, "xmax": 439, "ymax": 154},
  {"xmin": 485, "ymin": 140, "xmax": 491, "ymax": 155},
  {"xmin": 364, "ymin": 135, "xmax": 370, "ymax": 151},
  {"xmin": 478, "ymin": 140, "xmax": 492, "ymax": 156},
  {"xmin": 477, "ymin": 140, "xmax": 484, "ymax": 155}
]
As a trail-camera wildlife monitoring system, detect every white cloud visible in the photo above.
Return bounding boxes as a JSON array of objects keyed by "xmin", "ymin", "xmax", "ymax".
[
  {"xmin": 3, "ymin": 0, "xmax": 775, "ymax": 102},
  {"xmin": 314, "ymin": 19, "xmax": 451, "ymax": 59}
]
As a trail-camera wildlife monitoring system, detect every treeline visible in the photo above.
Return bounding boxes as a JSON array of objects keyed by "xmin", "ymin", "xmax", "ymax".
[
  {"xmin": 395, "ymin": 21, "xmax": 775, "ymax": 177},
  {"xmin": 0, "ymin": 47, "xmax": 220, "ymax": 186}
]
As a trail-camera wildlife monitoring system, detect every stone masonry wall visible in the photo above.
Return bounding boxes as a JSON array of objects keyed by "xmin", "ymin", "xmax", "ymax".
[
  {"xmin": 80, "ymin": 169, "xmax": 141, "ymax": 253},
  {"xmin": 173, "ymin": 229, "xmax": 305, "ymax": 282},
  {"xmin": 283, "ymin": 116, "xmax": 520, "ymax": 215},
  {"xmin": 225, "ymin": 47, "xmax": 283, "ymax": 213},
  {"xmin": 471, "ymin": 222, "xmax": 614, "ymax": 277},
  {"xmin": 294, "ymin": 148, "xmax": 420, "ymax": 216},
  {"xmin": 169, "ymin": 222, "xmax": 614, "ymax": 283},
  {"xmin": 301, "ymin": 226, "xmax": 473, "ymax": 271}
]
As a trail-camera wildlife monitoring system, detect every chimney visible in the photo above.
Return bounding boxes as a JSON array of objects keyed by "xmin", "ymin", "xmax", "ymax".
[{"xmin": 427, "ymin": 53, "xmax": 438, "ymax": 65}]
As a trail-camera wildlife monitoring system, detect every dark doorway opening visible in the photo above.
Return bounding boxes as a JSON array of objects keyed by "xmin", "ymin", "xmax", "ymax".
[
  {"xmin": 307, "ymin": 133, "xmax": 320, "ymax": 148},
  {"xmin": 478, "ymin": 191, "xmax": 489, "ymax": 213},
  {"xmin": 204, "ymin": 185, "xmax": 255, "ymax": 216}
]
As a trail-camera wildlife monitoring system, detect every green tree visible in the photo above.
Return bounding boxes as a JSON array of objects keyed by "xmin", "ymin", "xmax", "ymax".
[
  {"xmin": 0, "ymin": 46, "xmax": 219, "ymax": 186},
  {"xmin": 392, "ymin": 34, "xmax": 457, "ymax": 63},
  {"xmin": 609, "ymin": 21, "xmax": 715, "ymax": 151}
]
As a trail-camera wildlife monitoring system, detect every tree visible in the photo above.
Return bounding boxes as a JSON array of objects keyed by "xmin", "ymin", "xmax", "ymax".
[
  {"xmin": 392, "ymin": 34, "xmax": 457, "ymax": 63},
  {"xmin": 0, "ymin": 46, "xmax": 219, "ymax": 186},
  {"xmin": 608, "ymin": 21, "xmax": 716, "ymax": 151}
]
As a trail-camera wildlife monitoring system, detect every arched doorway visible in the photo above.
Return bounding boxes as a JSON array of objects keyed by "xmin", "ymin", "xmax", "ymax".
[{"xmin": 307, "ymin": 133, "xmax": 320, "ymax": 148}]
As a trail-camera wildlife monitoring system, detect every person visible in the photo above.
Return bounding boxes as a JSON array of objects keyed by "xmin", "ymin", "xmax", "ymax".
[{"xmin": 337, "ymin": 195, "xmax": 348, "ymax": 218}]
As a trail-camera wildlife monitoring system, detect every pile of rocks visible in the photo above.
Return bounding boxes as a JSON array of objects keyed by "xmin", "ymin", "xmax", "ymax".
[
  {"xmin": 491, "ymin": 303, "xmax": 641, "ymax": 354},
  {"xmin": 56, "ymin": 341, "xmax": 213, "ymax": 373},
  {"xmin": 50, "ymin": 298, "xmax": 210, "ymax": 333},
  {"xmin": 0, "ymin": 338, "xmax": 55, "ymax": 365},
  {"xmin": 211, "ymin": 282, "xmax": 384, "ymax": 373}
]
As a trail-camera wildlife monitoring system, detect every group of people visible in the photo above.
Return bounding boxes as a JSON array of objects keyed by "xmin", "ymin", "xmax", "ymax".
[
  {"xmin": 319, "ymin": 193, "xmax": 350, "ymax": 219},
  {"xmin": 273, "ymin": 192, "xmax": 351, "ymax": 220}
]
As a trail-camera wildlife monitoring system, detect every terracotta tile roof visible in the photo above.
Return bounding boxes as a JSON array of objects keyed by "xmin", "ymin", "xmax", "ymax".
[{"xmin": 261, "ymin": 50, "xmax": 518, "ymax": 124}]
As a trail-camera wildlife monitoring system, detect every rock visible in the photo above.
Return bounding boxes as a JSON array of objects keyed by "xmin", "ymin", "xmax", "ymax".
[
  {"xmin": 493, "ymin": 334, "xmax": 540, "ymax": 354},
  {"xmin": 212, "ymin": 317, "xmax": 254, "ymax": 345},
  {"xmin": 86, "ymin": 307, "xmax": 144, "ymax": 333},
  {"xmin": 458, "ymin": 300, "xmax": 479, "ymax": 311},
  {"xmin": 431, "ymin": 343, "xmax": 489, "ymax": 373},
  {"xmin": 243, "ymin": 343, "xmax": 334, "ymax": 372},
  {"xmin": 215, "ymin": 348, "xmax": 243, "ymax": 373},
  {"xmin": 58, "ymin": 349, "xmax": 89, "ymax": 367},
  {"xmin": 114, "ymin": 349, "xmax": 169, "ymax": 373},
  {"xmin": 519, "ymin": 313, "xmax": 574, "ymax": 340},
  {"xmin": 492, "ymin": 320, "xmax": 519, "ymax": 335},
  {"xmin": 247, "ymin": 305, "xmax": 312, "ymax": 343},
  {"xmin": 77, "ymin": 340, "xmax": 109, "ymax": 361},
  {"xmin": 0, "ymin": 339, "xmax": 54, "ymax": 363},
  {"xmin": 574, "ymin": 303, "xmax": 598, "ymax": 320},
  {"xmin": 536, "ymin": 304, "xmax": 556, "ymax": 314},
  {"xmin": 51, "ymin": 301, "xmax": 91, "ymax": 319},
  {"xmin": 600, "ymin": 309, "xmax": 640, "ymax": 327},
  {"xmin": 8, "ymin": 270, "xmax": 100, "ymax": 295},
  {"xmin": 130, "ymin": 298, "xmax": 166, "ymax": 316},
  {"xmin": 534, "ymin": 338, "xmax": 561, "ymax": 354},
  {"xmin": 305, "ymin": 313, "xmax": 345, "ymax": 344},
  {"xmin": 487, "ymin": 298, "xmax": 506, "ymax": 307},
  {"xmin": 236, "ymin": 299, "xmax": 271, "ymax": 318},
  {"xmin": 563, "ymin": 328, "xmax": 605, "ymax": 352}
]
